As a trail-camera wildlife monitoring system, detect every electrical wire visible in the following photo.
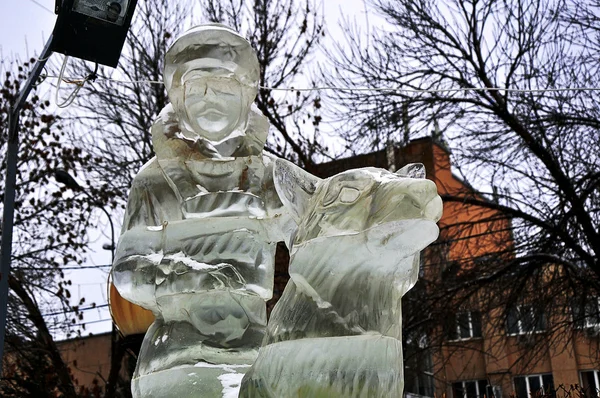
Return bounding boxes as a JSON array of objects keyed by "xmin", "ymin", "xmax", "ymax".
[
  {"xmin": 30, "ymin": 54, "xmax": 53, "ymax": 63},
  {"xmin": 17, "ymin": 264, "xmax": 112, "ymax": 271},
  {"xmin": 89, "ymin": 76, "xmax": 163, "ymax": 85},
  {"xmin": 55, "ymin": 57, "xmax": 99, "ymax": 108},
  {"xmin": 45, "ymin": 73, "xmax": 600, "ymax": 94},
  {"xmin": 55, "ymin": 56, "xmax": 80, "ymax": 108},
  {"xmin": 26, "ymin": 0, "xmax": 54, "ymax": 14},
  {"xmin": 32, "ymin": 66, "xmax": 48, "ymax": 88},
  {"xmin": 73, "ymin": 318, "xmax": 113, "ymax": 327},
  {"xmin": 260, "ymin": 86, "xmax": 600, "ymax": 94},
  {"xmin": 43, "ymin": 303, "xmax": 109, "ymax": 317}
]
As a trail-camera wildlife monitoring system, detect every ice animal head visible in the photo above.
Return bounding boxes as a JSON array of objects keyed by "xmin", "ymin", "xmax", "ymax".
[
  {"xmin": 164, "ymin": 24, "xmax": 260, "ymax": 143},
  {"xmin": 274, "ymin": 159, "xmax": 443, "ymax": 244}
]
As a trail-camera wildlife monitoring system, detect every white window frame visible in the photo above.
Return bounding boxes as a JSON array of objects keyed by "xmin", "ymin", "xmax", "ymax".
[
  {"xmin": 453, "ymin": 379, "xmax": 487, "ymax": 398},
  {"xmin": 579, "ymin": 370, "xmax": 600, "ymax": 397},
  {"xmin": 513, "ymin": 374, "xmax": 553, "ymax": 398},
  {"xmin": 448, "ymin": 311, "xmax": 482, "ymax": 341},
  {"xmin": 584, "ymin": 299, "xmax": 600, "ymax": 329},
  {"xmin": 507, "ymin": 305, "xmax": 545, "ymax": 336}
]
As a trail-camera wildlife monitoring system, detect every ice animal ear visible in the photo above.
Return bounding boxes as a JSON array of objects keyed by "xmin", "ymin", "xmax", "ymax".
[
  {"xmin": 274, "ymin": 158, "xmax": 321, "ymax": 222},
  {"xmin": 396, "ymin": 163, "xmax": 426, "ymax": 179}
]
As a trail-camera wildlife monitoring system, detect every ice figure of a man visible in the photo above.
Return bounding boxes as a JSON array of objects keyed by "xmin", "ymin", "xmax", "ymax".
[{"xmin": 111, "ymin": 24, "xmax": 295, "ymax": 397}]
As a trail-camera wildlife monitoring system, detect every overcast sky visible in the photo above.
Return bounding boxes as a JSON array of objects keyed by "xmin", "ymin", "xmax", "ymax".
[
  {"xmin": 0, "ymin": 1, "xmax": 115, "ymax": 338},
  {"xmin": 0, "ymin": 0, "xmax": 370, "ymax": 61},
  {"xmin": 1, "ymin": 0, "xmax": 56, "ymax": 60}
]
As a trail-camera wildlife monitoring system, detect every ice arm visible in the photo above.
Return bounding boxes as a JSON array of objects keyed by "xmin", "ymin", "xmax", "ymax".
[
  {"xmin": 111, "ymin": 163, "xmax": 177, "ymax": 312},
  {"xmin": 111, "ymin": 226, "xmax": 164, "ymax": 312},
  {"xmin": 112, "ymin": 256, "xmax": 159, "ymax": 312},
  {"xmin": 270, "ymin": 157, "xmax": 321, "ymax": 248}
]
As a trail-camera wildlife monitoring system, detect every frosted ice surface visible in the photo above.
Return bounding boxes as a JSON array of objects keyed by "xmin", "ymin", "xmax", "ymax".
[
  {"xmin": 111, "ymin": 24, "xmax": 294, "ymax": 398},
  {"xmin": 396, "ymin": 162, "xmax": 426, "ymax": 179},
  {"xmin": 219, "ymin": 373, "xmax": 245, "ymax": 398},
  {"xmin": 239, "ymin": 159, "xmax": 442, "ymax": 397}
]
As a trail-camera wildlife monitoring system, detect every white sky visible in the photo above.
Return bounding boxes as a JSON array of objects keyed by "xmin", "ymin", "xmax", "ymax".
[
  {"xmin": 0, "ymin": 0, "xmax": 56, "ymax": 60},
  {"xmin": 0, "ymin": 0, "xmax": 115, "ymax": 338},
  {"xmin": 0, "ymin": 0, "xmax": 370, "ymax": 337}
]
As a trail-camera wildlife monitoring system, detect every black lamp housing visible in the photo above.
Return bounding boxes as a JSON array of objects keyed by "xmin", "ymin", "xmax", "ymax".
[{"xmin": 51, "ymin": 0, "xmax": 138, "ymax": 68}]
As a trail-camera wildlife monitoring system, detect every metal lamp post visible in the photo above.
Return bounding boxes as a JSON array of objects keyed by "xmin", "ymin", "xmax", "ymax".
[
  {"xmin": 0, "ymin": 37, "xmax": 56, "ymax": 372},
  {"xmin": 0, "ymin": 0, "xmax": 137, "ymax": 373}
]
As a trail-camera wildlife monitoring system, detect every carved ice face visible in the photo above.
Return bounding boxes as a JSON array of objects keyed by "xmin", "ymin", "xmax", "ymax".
[
  {"xmin": 163, "ymin": 25, "xmax": 260, "ymax": 143},
  {"xmin": 180, "ymin": 75, "xmax": 247, "ymax": 141},
  {"xmin": 300, "ymin": 168, "xmax": 442, "ymax": 242}
]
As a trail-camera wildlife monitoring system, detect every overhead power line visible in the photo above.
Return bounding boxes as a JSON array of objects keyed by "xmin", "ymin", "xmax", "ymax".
[
  {"xmin": 17, "ymin": 264, "xmax": 111, "ymax": 271},
  {"xmin": 45, "ymin": 74, "xmax": 600, "ymax": 94},
  {"xmin": 43, "ymin": 303, "xmax": 109, "ymax": 317},
  {"xmin": 74, "ymin": 318, "xmax": 113, "ymax": 327}
]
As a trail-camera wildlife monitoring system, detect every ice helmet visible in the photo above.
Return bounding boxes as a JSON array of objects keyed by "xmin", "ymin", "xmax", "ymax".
[{"xmin": 163, "ymin": 24, "xmax": 260, "ymax": 95}]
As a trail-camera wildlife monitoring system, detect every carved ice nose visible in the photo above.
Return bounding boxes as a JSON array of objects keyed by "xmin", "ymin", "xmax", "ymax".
[
  {"xmin": 424, "ymin": 195, "xmax": 443, "ymax": 222},
  {"xmin": 400, "ymin": 179, "xmax": 443, "ymax": 221},
  {"xmin": 406, "ymin": 179, "xmax": 438, "ymax": 205},
  {"xmin": 205, "ymin": 86, "xmax": 217, "ymax": 97}
]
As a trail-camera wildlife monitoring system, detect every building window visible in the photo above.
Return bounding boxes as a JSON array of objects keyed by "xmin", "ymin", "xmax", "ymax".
[
  {"xmin": 507, "ymin": 305, "xmax": 545, "ymax": 335},
  {"xmin": 405, "ymin": 367, "xmax": 435, "ymax": 398},
  {"xmin": 573, "ymin": 298, "xmax": 600, "ymax": 329},
  {"xmin": 405, "ymin": 341, "xmax": 435, "ymax": 398},
  {"xmin": 452, "ymin": 380, "xmax": 489, "ymax": 398},
  {"xmin": 580, "ymin": 370, "xmax": 600, "ymax": 398},
  {"xmin": 514, "ymin": 374, "xmax": 555, "ymax": 398},
  {"xmin": 447, "ymin": 311, "xmax": 483, "ymax": 340}
]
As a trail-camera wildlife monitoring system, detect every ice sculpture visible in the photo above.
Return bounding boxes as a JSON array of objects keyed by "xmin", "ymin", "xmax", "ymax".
[
  {"xmin": 111, "ymin": 24, "xmax": 296, "ymax": 397},
  {"xmin": 111, "ymin": 22, "xmax": 443, "ymax": 398},
  {"xmin": 239, "ymin": 160, "xmax": 443, "ymax": 397}
]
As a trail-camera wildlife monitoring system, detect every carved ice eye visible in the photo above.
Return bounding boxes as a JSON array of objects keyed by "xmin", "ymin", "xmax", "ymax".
[
  {"xmin": 323, "ymin": 184, "xmax": 363, "ymax": 207},
  {"xmin": 338, "ymin": 187, "xmax": 361, "ymax": 203}
]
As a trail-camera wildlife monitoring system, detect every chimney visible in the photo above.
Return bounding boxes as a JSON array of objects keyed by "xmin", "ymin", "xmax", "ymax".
[
  {"xmin": 432, "ymin": 118, "xmax": 449, "ymax": 152},
  {"xmin": 402, "ymin": 103, "xmax": 410, "ymax": 144}
]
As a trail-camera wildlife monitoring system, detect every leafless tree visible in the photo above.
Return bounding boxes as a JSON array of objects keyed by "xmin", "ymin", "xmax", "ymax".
[
  {"xmin": 329, "ymin": 0, "xmax": 600, "ymax": 391},
  {"xmin": 0, "ymin": 58, "xmax": 121, "ymax": 396}
]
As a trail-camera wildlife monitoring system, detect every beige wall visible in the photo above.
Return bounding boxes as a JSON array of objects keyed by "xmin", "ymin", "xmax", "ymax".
[{"xmin": 58, "ymin": 333, "xmax": 113, "ymax": 392}]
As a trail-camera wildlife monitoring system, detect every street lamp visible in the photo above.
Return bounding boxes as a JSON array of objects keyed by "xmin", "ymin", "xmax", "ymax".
[
  {"xmin": 0, "ymin": 1, "xmax": 138, "ymax": 371},
  {"xmin": 52, "ymin": 0, "xmax": 139, "ymax": 67}
]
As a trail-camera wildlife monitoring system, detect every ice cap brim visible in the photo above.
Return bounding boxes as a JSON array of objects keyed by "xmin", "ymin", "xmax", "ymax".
[{"xmin": 163, "ymin": 24, "xmax": 260, "ymax": 90}]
